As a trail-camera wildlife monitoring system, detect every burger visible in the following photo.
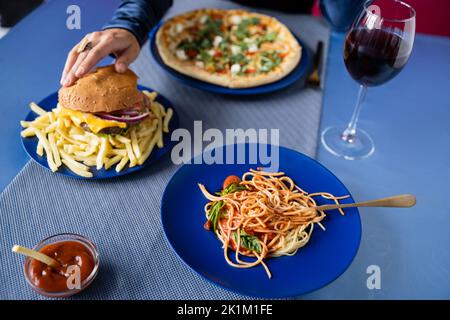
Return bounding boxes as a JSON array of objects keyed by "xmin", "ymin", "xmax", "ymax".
[{"xmin": 58, "ymin": 65, "xmax": 152, "ymax": 135}]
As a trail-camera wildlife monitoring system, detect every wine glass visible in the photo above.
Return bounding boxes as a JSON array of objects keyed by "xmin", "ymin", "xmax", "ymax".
[{"xmin": 321, "ymin": 0, "xmax": 416, "ymax": 160}]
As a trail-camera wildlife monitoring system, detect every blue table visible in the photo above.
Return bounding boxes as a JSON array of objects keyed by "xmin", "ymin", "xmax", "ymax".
[
  {"xmin": 0, "ymin": 0, "xmax": 120, "ymax": 191},
  {"xmin": 1, "ymin": 0, "xmax": 449, "ymax": 299},
  {"xmin": 309, "ymin": 32, "xmax": 450, "ymax": 299}
]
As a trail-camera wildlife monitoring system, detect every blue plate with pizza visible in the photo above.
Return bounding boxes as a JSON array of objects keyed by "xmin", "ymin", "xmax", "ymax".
[{"xmin": 149, "ymin": 9, "xmax": 310, "ymax": 95}]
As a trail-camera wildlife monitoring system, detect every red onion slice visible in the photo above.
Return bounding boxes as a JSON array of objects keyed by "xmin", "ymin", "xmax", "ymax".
[{"xmin": 95, "ymin": 112, "xmax": 150, "ymax": 124}]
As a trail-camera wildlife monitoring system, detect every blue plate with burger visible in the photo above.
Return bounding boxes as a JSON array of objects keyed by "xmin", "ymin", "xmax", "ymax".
[{"xmin": 20, "ymin": 65, "xmax": 178, "ymax": 179}]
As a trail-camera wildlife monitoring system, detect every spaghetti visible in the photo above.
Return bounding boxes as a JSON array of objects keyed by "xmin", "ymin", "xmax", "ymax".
[{"xmin": 198, "ymin": 168, "xmax": 349, "ymax": 278}]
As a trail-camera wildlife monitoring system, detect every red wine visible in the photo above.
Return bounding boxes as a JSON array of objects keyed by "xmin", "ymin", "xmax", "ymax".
[{"xmin": 344, "ymin": 28, "xmax": 411, "ymax": 86}]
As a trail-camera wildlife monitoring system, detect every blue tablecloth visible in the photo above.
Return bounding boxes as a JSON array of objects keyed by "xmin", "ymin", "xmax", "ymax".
[
  {"xmin": 0, "ymin": 0, "xmax": 330, "ymax": 299},
  {"xmin": 310, "ymin": 31, "xmax": 450, "ymax": 299},
  {"xmin": 0, "ymin": 0, "xmax": 449, "ymax": 300}
]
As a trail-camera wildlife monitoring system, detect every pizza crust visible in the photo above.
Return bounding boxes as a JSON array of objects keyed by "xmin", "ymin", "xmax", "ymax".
[{"xmin": 156, "ymin": 9, "xmax": 302, "ymax": 89}]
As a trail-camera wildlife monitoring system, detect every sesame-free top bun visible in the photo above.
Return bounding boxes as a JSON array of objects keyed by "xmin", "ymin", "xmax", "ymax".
[{"xmin": 58, "ymin": 65, "xmax": 144, "ymax": 113}]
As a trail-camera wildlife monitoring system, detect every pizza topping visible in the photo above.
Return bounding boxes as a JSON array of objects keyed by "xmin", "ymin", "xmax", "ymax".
[
  {"xmin": 230, "ymin": 53, "xmax": 248, "ymax": 66},
  {"xmin": 197, "ymin": 16, "xmax": 223, "ymax": 38},
  {"xmin": 213, "ymin": 35, "xmax": 223, "ymax": 47},
  {"xmin": 186, "ymin": 48, "xmax": 199, "ymax": 59},
  {"xmin": 176, "ymin": 49, "xmax": 188, "ymax": 60},
  {"xmin": 259, "ymin": 51, "xmax": 282, "ymax": 72},
  {"xmin": 248, "ymin": 43, "xmax": 258, "ymax": 53},
  {"xmin": 164, "ymin": 10, "xmax": 298, "ymax": 78},
  {"xmin": 229, "ymin": 15, "xmax": 242, "ymax": 25},
  {"xmin": 236, "ymin": 17, "xmax": 261, "ymax": 40},
  {"xmin": 230, "ymin": 63, "xmax": 241, "ymax": 75},
  {"xmin": 231, "ymin": 45, "xmax": 241, "ymax": 55},
  {"xmin": 175, "ymin": 23, "xmax": 184, "ymax": 34},
  {"xmin": 199, "ymin": 15, "xmax": 208, "ymax": 24},
  {"xmin": 260, "ymin": 31, "xmax": 277, "ymax": 43},
  {"xmin": 195, "ymin": 61, "xmax": 205, "ymax": 69}
]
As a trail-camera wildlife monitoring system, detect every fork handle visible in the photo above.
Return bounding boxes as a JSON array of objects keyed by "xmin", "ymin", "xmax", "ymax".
[{"xmin": 316, "ymin": 194, "xmax": 416, "ymax": 211}]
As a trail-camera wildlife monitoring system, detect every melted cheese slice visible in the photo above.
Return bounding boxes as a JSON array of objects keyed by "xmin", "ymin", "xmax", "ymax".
[{"xmin": 56, "ymin": 107, "xmax": 126, "ymax": 134}]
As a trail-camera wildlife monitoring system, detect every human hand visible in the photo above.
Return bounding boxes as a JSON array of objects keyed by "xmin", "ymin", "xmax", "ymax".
[{"xmin": 61, "ymin": 28, "xmax": 140, "ymax": 87}]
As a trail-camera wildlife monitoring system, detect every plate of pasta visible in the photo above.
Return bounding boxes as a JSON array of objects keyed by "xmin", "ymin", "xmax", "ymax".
[
  {"xmin": 161, "ymin": 143, "xmax": 361, "ymax": 298},
  {"xmin": 20, "ymin": 80, "xmax": 178, "ymax": 179}
]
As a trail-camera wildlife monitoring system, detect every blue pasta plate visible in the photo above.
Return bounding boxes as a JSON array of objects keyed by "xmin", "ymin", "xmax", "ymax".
[{"xmin": 161, "ymin": 143, "xmax": 361, "ymax": 298}]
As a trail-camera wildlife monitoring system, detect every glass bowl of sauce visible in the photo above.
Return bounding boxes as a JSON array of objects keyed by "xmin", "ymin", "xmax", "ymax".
[{"xmin": 24, "ymin": 233, "xmax": 99, "ymax": 298}]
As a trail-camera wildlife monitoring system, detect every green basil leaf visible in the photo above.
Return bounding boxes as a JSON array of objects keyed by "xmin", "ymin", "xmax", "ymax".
[
  {"xmin": 233, "ymin": 230, "xmax": 262, "ymax": 253},
  {"xmin": 217, "ymin": 183, "xmax": 247, "ymax": 196},
  {"xmin": 249, "ymin": 17, "xmax": 261, "ymax": 25},
  {"xmin": 230, "ymin": 53, "xmax": 248, "ymax": 65},
  {"xmin": 263, "ymin": 32, "xmax": 277, "ymax": 42},
  {"xmin": 208, "ymin": 200, "xmax": 224, "ymax": 233},
  {"xmin": 200, "ymin": 50, "xmax": 212, "ymax": 62},
  {"xmin": 236, "ymin": 17, "xmax": 258, "ymax": 40}
]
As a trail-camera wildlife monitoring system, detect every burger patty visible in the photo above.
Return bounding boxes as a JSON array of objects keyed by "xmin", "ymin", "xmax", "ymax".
[{"xmin": 80, "ymin": 122, "xmax": 127, "ymax": 135}]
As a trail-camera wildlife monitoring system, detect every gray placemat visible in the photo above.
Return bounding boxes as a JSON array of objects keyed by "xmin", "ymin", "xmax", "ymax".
[{"xmin": 0, "ymin": 0, "xmax": 329, "ymax": 299}]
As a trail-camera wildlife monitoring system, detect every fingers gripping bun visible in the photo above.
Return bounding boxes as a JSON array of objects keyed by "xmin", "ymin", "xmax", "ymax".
[{"xmin": 58, "ymin": 65, "xmax": 144, "ymax": 113}]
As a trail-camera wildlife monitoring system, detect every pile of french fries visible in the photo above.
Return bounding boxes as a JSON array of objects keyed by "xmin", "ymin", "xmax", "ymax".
[{"xmin": 20, "ymin": 91, "xmax": 173, "ymax": 178}]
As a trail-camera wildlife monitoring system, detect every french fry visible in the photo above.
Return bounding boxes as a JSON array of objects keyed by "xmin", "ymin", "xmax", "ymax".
[
  {"xmin": 115, "ymin": 155, "xmax": 129, "ymax": 172},
  {"xmin": 138, "ymin": 132, "xmax": 159, "ymax": 165},
  {"xmin": 20, "ymin": 121, "xmax": 33, "ymax": 128},
  {"xmin": 56, "ymin": 129, "xmax": 80, "ymax": 145},
  {"xmin": 36, "ymin": 140, "xmax": 44, "ymax": 156},
  {"xmin": 48, "ymin": 133, "xmax": 61, "ymax": 167},
  {"xmin": 150, "ymin": 103, "xmax": 163, "ymax": 148},
  {"xmin": 74, "ymin": 146, "xmax": 97, "ymax": 157},
  {"xmin": 20, "ymin": 127, "xmax": 36, "ymax": 138},
  {"xmin": 74, "ymin": 155, "xmax": 97, "ymax": 167},
  {"xmin": 110, "ymin": 149, "xmax": 127, "ymax": 156},
  {"xmin": 30, "ymin": 102, "xmax": 46, "ymax": 116},
  {"xmin": 108, "ymin": 135, "xmax": 123, "ymax": 148},
  {"xmin": 29, "ymin": 127, "xmax": 57, "ymax": 172},
  {"xmin": 44, "ymin": 122, "xmax": 58, "ymax": 133},
  {"xmin": 71, "ymin": 134, "xmax": 89, "ymax": 143},
  {"xmin": 130, "ymin": 129, "xmax": 141, "ymax": 159},
  {"xmin": 115, "ymin": 134, "xmax": 131, "ymax": 144},
  {"xmin": 125, "ymin": 141, "xmax": 137, "ymax": 167},
  {"xmin": 33, "ymin": 114, "xmax": 51, "ymax": 125},
  {"xmin": 48, "ymin": 112, "xmax": 55, "ymax": 123},
  {"xmin": 137, "ymin": 119, "xmax": 158, "ymax": 138},
  {"xmin": 61, "ymin": 159, "xmax": 93, "ymax": 178},
  {"xmin": 69, "ymin": 126, "xmax": 85, "ymax": 135},
  {"xmin": 163, "ymin": 108, "xmax": 173, "ymax": 133},
  {"xmin": 96, "ymin": 137, "xmax": 108, "ymax": 170},
  {"xmin": 143, "ymin": 90, "xmax": 158, "ymax": 102},
  {"xmin": 104, "ymin": 155, "xmax": 122, "ymax": 170},
  {"xmin": 60, "ymin": 149, "xmax": 89, "ymax": 172},
  {"xmin": 154, "ymin": 101, "xmax": 166, "ymax": 117}
]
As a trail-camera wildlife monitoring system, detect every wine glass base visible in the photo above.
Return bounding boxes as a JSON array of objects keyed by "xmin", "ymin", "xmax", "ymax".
[{"xmin": 321, "ymin": 126, "xmax": 375, "ymax": 160}]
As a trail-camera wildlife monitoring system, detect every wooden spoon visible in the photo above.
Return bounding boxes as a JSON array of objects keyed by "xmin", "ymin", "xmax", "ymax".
[{"xmin": 314, "ymin": 194, "xmax": 416, "ymax": 211}]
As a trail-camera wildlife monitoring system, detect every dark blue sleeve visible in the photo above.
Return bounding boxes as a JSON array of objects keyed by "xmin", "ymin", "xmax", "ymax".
[{"xmin": 103, "ymin": 0, "xmax": 173, "ymax": 47}]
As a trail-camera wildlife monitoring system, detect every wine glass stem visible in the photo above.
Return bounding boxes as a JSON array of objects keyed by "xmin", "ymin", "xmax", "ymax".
[{"xmin": 342, "ymin": 84, "xmax": 367, "ymax": 143}]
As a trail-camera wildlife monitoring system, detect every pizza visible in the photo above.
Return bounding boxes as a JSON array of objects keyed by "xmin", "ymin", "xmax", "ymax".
[{"xmin": 156, "ymin": 9, "xmax": 302, "ymax": 88}]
